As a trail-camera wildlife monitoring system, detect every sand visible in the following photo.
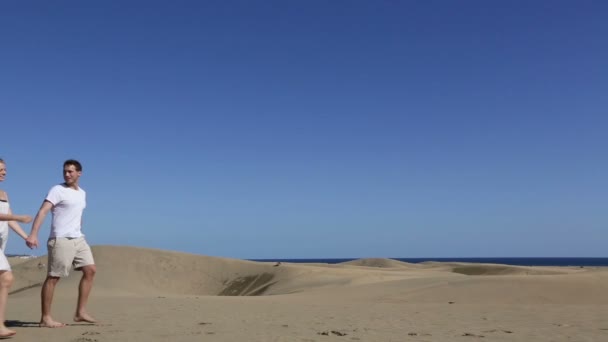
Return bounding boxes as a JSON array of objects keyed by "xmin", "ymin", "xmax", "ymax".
[{"xmin": 6, "ymin": 245, "xmax": 608, "ymax": 341}]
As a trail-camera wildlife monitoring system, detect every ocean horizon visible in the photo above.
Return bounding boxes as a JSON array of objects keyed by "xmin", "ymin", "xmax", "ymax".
[
  {"xmin": 251, "ymin": 257, "xmax": 608, "ymax": 267},
  {"xmin": 10, "ymin": 254, "xmax": 608, "ymax": 267}
]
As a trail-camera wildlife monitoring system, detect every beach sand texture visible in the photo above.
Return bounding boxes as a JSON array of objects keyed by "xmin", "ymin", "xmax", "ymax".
[{"xmin": 6, "ymin": 246, "xmax": 608, "ymax": 341}]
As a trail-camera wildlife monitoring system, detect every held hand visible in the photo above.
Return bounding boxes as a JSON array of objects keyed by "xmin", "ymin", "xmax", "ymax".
[
  {"xmin": 19, "ymin": 215, "xmax": 33, "ymax": 224},
  {"xmin": 25, "ymin": 235, "xmax": 39, "ymax": 249}
]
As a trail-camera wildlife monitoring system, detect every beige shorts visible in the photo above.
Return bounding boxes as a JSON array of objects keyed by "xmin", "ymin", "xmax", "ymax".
[{"xmin": 47, "ymin": 237, "xmax": 95, "ymax": 277}]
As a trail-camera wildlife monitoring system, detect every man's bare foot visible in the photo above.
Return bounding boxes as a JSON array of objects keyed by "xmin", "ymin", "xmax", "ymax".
[
  {"xmin": 74, "ymin": 312, "xmax": 97, "ymax": 324},
  {"xmin": 0, "ymin": 326, "xmax": 16, "ymax": 337},
  {"xmin": 39, "ymin": 318, "xmax": 66, "ymax": 328}
]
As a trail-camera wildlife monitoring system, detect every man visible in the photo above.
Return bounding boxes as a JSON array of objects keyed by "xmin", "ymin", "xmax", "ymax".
[{"xmin": 26, "ymin": 159, "xmax": 97, "ymax": 328}]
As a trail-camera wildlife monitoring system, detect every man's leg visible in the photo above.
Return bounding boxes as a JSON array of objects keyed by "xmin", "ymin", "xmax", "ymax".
[
  {"xmin": 40, "ymin": 276, "xmax": 65, "ymax": 327},
  {"xmin": 74, "ymin": 264, "xmax": 96, "ymax": 323},
  {"xmin": 0, "ymin": 271, "xmax": 16, "ymax": 337}
]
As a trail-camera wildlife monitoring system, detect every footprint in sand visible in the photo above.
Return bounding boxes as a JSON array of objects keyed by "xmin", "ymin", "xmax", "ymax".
[
  {"xmin": 318, "ymin": 330, "xmax": 348, "ymax": 336},
  {"xmin": 462, "ymin": 332, "xmax": 485, "ymax": 338},
  {"xmin": 72, "ymin": 338, "xmax": 99, "ymax": 342},
  {"xmin": 483, "ymin": 329, "xmax": 513, "ymax": 334}
]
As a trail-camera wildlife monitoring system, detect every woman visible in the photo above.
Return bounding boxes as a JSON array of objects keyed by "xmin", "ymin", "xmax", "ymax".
[{"xmin": 0, "ymin": 158, "xmax": 32, "ymax": 338}]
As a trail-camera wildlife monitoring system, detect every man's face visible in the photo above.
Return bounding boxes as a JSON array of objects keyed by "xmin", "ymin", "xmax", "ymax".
[
  {"xmin": 64, "ymin": 165, "xmax": 81, "ymax": 185},
  {"xmin": 0, "ymin": 163, "xmax": 6, "ymax": 182}
]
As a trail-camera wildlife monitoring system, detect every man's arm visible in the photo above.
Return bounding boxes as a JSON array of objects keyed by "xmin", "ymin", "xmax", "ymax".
[{"xmin": 25, "ymin": 200, "xmax": 54, "ymax": 249}]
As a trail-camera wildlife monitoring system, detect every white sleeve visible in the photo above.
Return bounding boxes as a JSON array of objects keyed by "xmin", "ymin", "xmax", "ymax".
[{"xmin": 45, "ymin": 186, "xmax": 61, "ymax": 205}]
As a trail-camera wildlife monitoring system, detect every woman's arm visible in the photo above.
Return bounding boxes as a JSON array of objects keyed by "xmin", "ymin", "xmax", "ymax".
[
  {"xmin": 8, "ymin": 221, "xmax": 28, "ymax": 240},
  {"xmin": 0, "ymin": 193, "xmax": 32, "ymax": 223}
]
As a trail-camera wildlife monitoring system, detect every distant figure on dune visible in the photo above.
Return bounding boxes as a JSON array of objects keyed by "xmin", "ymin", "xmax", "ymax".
[
  {"xmin": 26, "ymin": 159, "xmax": 98, "ymax": 328},
  {"xmin": 0, "ymin": 158, "xmax": 33, "ymax": 338}
]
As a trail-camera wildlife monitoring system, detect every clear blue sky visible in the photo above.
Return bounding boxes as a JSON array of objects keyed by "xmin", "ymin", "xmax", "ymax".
[{"xmin": 1, "ymin": 1, "xmax": 607, "ymax": 258}]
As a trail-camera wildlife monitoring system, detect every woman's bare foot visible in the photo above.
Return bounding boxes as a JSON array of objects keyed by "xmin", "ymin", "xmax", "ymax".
[
  {"xmin": 0, "ymin": 326, "xmax": 16, "ymax": 337},
  {"xmin": 74, "ymin": 312, "xmax": 97, "ymax": 323},
  {"xmin": 39, "ymin": 317, "xmax": 66, "ymax": 328}
]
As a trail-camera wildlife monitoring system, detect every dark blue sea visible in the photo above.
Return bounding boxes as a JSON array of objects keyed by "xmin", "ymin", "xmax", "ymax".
[{"xmin": 251, "ymin": 258, "xmax": 608, "ymax": 267}]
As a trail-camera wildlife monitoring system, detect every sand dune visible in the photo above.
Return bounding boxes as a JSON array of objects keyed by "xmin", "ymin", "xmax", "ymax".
[
  {"xmin": 10, "ymin": 247, "xmax": 446, "ymax": 297},
  {"xmin": 447, "ymin": 263, "xmax": 577, "ymax": 276},
  {"xmin": 6, "ymin": 246, "xmax": 608, "ymax": 341},
  {"xmin": 339, "ymin": 257, "xmax": 418, "ymax": 268},
  {"xmin": 12, "ymin": 246, "xmax": 289, "ymax": 297},
  {"xmin": 8, "ymin": 246, "xmax": 603, "ymax": 301}
]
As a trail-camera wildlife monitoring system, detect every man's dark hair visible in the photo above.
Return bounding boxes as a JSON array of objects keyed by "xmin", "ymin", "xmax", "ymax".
[{"xmin": 64, "ymin": 159, "xmax": 82, "ymax": 172}]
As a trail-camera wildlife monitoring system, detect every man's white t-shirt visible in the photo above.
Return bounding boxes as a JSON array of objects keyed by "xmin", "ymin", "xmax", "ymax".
[{"xmin": 45, "ymin": 184, "xmax": 86, "ymax": 238}]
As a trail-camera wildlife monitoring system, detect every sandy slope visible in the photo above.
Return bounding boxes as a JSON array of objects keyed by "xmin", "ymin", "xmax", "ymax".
[{"xmin": 6, "ymin": 246, "xmax": 608, "ymax": 341}]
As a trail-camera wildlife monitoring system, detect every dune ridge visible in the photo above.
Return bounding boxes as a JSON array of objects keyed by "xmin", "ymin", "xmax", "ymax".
[
  {"xmin": 339, "ymin": 257, "xmax": 418, "ymax": 268},
  {"xmin": 9, "ymin": 246, "xmax": 605, "ymax": 302}
]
